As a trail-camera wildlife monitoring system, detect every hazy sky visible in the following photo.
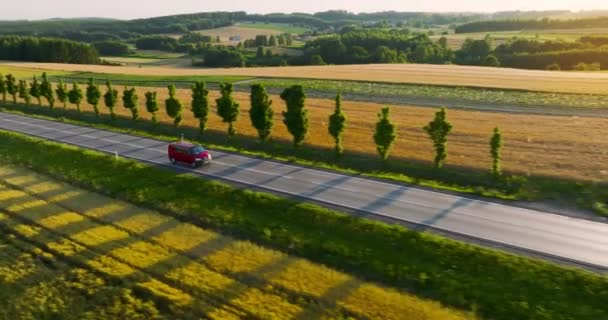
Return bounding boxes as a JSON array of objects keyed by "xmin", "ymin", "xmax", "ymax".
[{"xmin": 2, "ymin": 0, "xmax": 607, "ymax": 20}]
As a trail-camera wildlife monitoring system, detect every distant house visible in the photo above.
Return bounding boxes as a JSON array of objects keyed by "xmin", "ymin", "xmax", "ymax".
[{"xmin": 229, "ymin": 35, "xmax": 241, "ymax": 42}]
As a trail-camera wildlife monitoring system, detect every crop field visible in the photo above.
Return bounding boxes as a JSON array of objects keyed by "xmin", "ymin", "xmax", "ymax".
[
  {"xmin": 0, "ymin": 164, "xmax": 472, "ymax": 319},
  {"xmin": 252, "ymin": 78, "xmax": 608, "ymax": 110},
  {"xmin": 0, "ymin": 65, "xmax": 72, "ymax": 79},
  {"xmin": 237, "ymin": 22, "xmax": 310, "ymax": 34},
  {"xmin": 195, "ymin": 25, "xmax": 286, "ymax": 43},
  {"xmin": 7, "ymin": 63, "xmax": 606, "ymax": 112},
  {"xmin": 5, "ymin": 62, "xmax": 608, "ymax": 94},
  {"xmin": 3, "ymin": 82, "xmax": 606, "ymax": 183},
  {"xmin": 432, "ymin": 30, "xmax": 605, "ymax": 49}
]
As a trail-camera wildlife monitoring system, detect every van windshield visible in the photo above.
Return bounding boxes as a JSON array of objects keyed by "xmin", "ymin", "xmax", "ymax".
[{"xmin": 190, "ymin": 146, "xmax": 205, "ymax": 154}]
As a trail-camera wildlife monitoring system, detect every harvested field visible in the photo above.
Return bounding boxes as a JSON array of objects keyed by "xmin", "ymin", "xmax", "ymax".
[
  {"xmin": 5, "ymin": 61, "xmax": 608, "ymax": 94},
  {"xmin": 0, "ymin": 164, "xmax": 472, "ymax": 319},
  {"xmin": 195, "ymin": 25, "xmax": 284, "ymax": 43},
  {"xmin": 12, "ymin": 84, "xmax": 608, "ymax": 182}
]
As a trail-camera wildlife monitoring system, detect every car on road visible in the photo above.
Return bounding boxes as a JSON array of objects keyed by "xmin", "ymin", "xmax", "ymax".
[{"xmin": 168, "ymin": 142, "xmax": 212, "ymax": 168}]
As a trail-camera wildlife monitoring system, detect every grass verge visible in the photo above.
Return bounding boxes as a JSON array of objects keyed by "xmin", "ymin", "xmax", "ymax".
[
  {"xmin": 0, "ymin": 164, "xmax": 473, "ymax": 319},
  {"xmin": 0, "ymin": 128, "xmax": 607, "ymax": 320},
  {"xmin": 1, "ymin": 102, "xmax": 607, "ymax": 217}
]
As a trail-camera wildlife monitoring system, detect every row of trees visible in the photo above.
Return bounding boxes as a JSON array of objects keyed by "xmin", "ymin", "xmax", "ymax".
[
  {"xmin": 455, "ymin": 16, "xmax": 608, "ymax": 34},
  {"xmin": 243, "ymin": 34, "xmax": 294, "ymax": 48},
  {"xmin": 0, "ymin": 73, "xmax": 504, "ymax": 176}
]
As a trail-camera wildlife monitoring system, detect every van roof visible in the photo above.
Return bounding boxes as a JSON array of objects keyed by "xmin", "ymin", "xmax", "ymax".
[{"xmin": 170, "ymin": 141, "xmax": 197, "ymax": 148}]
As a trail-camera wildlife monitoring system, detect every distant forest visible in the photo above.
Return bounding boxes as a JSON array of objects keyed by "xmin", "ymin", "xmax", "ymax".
[
  {"xmin": 2, "ymin": 10, "xmax": 608, "ymax": 70},
  {"xmin": 456, "ymin": 16, "xmax": 608, "ymax": 33},
  {"xmin": 2, "ymin": 10, "xmax": 600, "ymax": 42}
]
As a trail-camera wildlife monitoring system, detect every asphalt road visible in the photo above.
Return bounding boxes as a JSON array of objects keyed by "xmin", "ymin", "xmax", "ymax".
[{"xmin": 1, "ymin": 112, "xmax": 607, "ymax": 270}]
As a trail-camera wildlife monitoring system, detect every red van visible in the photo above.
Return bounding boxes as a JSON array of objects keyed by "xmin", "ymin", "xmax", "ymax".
[{"xmin": 168, "ymin": 142, "xmax": 212, "ymax": 168}]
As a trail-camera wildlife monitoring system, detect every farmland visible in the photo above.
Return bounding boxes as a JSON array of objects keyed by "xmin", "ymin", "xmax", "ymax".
[
  {"xmin": 0, "ymin": 130, "xmax": 607, "ymax": 320},
  {"xmin": 0, "ymin": 163, "xmax": 471, "ymax": 319},
  {"xmin": 1, "ymin": 78, "xmax": 606, "ymax": 183},
  {"xmin": 237, "ymin": 22, "xmax": 311, "ymax": 34},
  {"xmin": 5, "ymin": 61, "xmax": 608, "ymax": 94},
  {"xmin": 195, "ymin": 25, "xmax": 288, "ymax": 43},
  {"xmin": 432, "ymin": 29, "xmax": 608, "ymax": 49}
]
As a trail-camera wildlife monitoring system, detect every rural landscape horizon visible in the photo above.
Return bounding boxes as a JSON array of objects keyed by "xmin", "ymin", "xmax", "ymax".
[
  {"xmin": 2, "ymin": 1, "xmax": 608, "ymax": 20},
  {"xmin": 0, "ymin": 2, "xmax": 607, "ymax": 320}
]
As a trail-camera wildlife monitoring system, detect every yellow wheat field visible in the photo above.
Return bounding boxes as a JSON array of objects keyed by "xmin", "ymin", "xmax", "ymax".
[
  {"xmin": 4, "ymin": 61, "xmax": 608, "ymax": 94},
  {"xmin": 29, "ymin": 84, "xmax": 608, "ymax": 182},
  {"xmin": 0, "ymin": 164, "xmax": 475, "ymax": 320}
]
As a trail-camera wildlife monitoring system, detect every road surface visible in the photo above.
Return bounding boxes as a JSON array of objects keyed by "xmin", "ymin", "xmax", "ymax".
[{"xmin": 0, "ymin": 112, "xmax": 607, "ymax": 270}]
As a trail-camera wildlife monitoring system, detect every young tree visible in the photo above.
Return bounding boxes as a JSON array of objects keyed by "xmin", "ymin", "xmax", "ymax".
[
  {"xmin": 86, "ymin": 78, "xmax": 102, "ymax": 116},
  {"xmin": 191, "ymin": 81, "xmax": 209, "ymax": 133},
  {"xmin": 280, "ymin": 85, "xmax": 308, "ymax": 147},
  {"xmin": 67, "ymin": 82, "xmax": 83, "ymax": 111},
  {"xmin": 329, "ymin": 93, "xmax": 347, "ymax": 156},
  {"xmin": 145, "ymin": 91, "xmax": 159, "ymax": 123},
  {"xmin": 0, "ymin": 73, "xmax": 6, "ymax": 102},
  {"xmin": 165, "ymin": 84, "xmax": 183, "ymax": 127},
  {"xmin": 423, "ymin": 108, "xmax": 453, "ymax": 169},
  {"xmin": 6, "ymin": 74, "xmax": 18, "ymax": 104},
  {"xmin": 216, "ymin": 83, "xmax": 240, "ymax": 137},
  {"xmin": 374, "ymin": 107, "xmax": 397, "ymax": 160},
  {"xmin": 122, "ymin": 87, "xmax": 139, "ymax": 120},
  {"xmin": 268, "ymin": 35, "xmax": 277, "ymax": 47},
  {"xmin": 29, "ymin": 76, "xmax": 42, "ymax": 105},
  {"xmin": 250, "ymin": 84, "xmax": 274, "ymax": 142},
  {"xmin": 40, "ymin": 72, "xmax": 55, "ymax": 108},
  {"xmin": 490, "ymin": 127, "xmax": 503, "ymax": 178},
  {"xmin": 18, "ymin": 80, "xmax": 31, "ymax": 105},
  {"xmin": 55, "ymin": 80, "xmax": 68, "ymax": 108},
  {"xmin": 277, "ymin": 34, "xmax": 286, "ymax": 46},
  {"xmin": 103, "ymin": 81, "xmax": 118, "ymax": 119}
]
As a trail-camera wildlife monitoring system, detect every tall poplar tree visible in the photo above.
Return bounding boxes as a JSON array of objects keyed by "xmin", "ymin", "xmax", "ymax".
[
  {"xmin": 374, "ymin": 107, "xmax": 397, "ymax": 160},
  {"xmin": 104, "ymin": 81, "xmax": 118, "ymax": 119},
  {"xmin": 40, "ymin": 72, "xmax": 55, "ymax": 108},
  {"xmin": 328, "ymin": 93, "xmax": 347, "ymax": 156},
  {"xmin": 86, "ymin": 78, "xmax": 102, "ymax": 116},
  {"xmin": 250, "ymin": 84, "xmax": 274, "ymax": 142},
  {"xmin": 490, "ymin": 127, "xmax": 503, "ymax": 178},
  {"xmin": 216, "ymin": 83, "xmax": 240, "ymax": 137},
  {"xmin": 423, "ymin": 108, "xmax": 453, "ymax": 169},
  {"xmin": 280, "ymin": 85, "xmax": 308, "ymax": 147},
  {"xmin": 67, "ymin": 82, "xmax": 83, "ymax": 111},
  {"xmin": 191, "ymin": 81, "xmax": 209, "ymax": 133},
  {"xmin": 55, "ymin": 80, "xmax": 68, "ymax": 108},
  {"xmin": 145, "ymin": 91, "xmax": 159, "ymax": 123},
  {"xmin": 5, "ymin": 74, "xmax": 18, "ymax": 103},
  {"xmin": 122, "ymin": 87, "xmax": 139, "ymax": 120},
  {"xmin": 29, "ymin": 76, "xmax": 42, "ymax": 105},
  {"xmin": 165, "ymin": 84, "xmax": 183, "ymax": 127}
]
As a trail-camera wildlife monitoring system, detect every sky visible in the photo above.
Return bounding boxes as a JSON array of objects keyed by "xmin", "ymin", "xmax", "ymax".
[{"xmin": 1, "ymin": 0, "xmax": 607, "ymax": 20}]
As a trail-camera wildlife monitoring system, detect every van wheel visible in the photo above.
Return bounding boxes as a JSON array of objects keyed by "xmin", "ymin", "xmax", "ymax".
[
  {"xmin": 170, "ymin": 157, "xmax": 176, "ymax": 164},
  {"xmin": 191, "ymin": 161, "xmax": 198, "ymax": 168}
]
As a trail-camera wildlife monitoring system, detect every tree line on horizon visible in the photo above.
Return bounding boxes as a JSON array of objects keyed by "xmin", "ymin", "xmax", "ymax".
[{"xmin": 0, "ymin": 72, "xmax": 504, "ymax": 177}]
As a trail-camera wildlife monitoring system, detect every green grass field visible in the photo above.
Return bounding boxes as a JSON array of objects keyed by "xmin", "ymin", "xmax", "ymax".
[
  {"xmin": 0, "ymin": 164, "xmax": 470, "ymax": 319},
  {"xmin": 0, "ymin": 65, "xmax": 73, "ymax": 79},
  {"xmin": 252, "ymin": 78, "xmax": 608, "ymax": 108},
  {"xmin": 237, "ymin": 22, "xmax": 311, "ymax": 34},
  {"xmin": 0, "ymin": 129, "xmax": 607, "ymax": 320}
]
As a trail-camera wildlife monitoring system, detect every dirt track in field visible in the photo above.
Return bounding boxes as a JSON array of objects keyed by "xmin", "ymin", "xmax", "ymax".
[{"xmin": 6, "ymin": 62, "xmax": 608, "ymax": 94}]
